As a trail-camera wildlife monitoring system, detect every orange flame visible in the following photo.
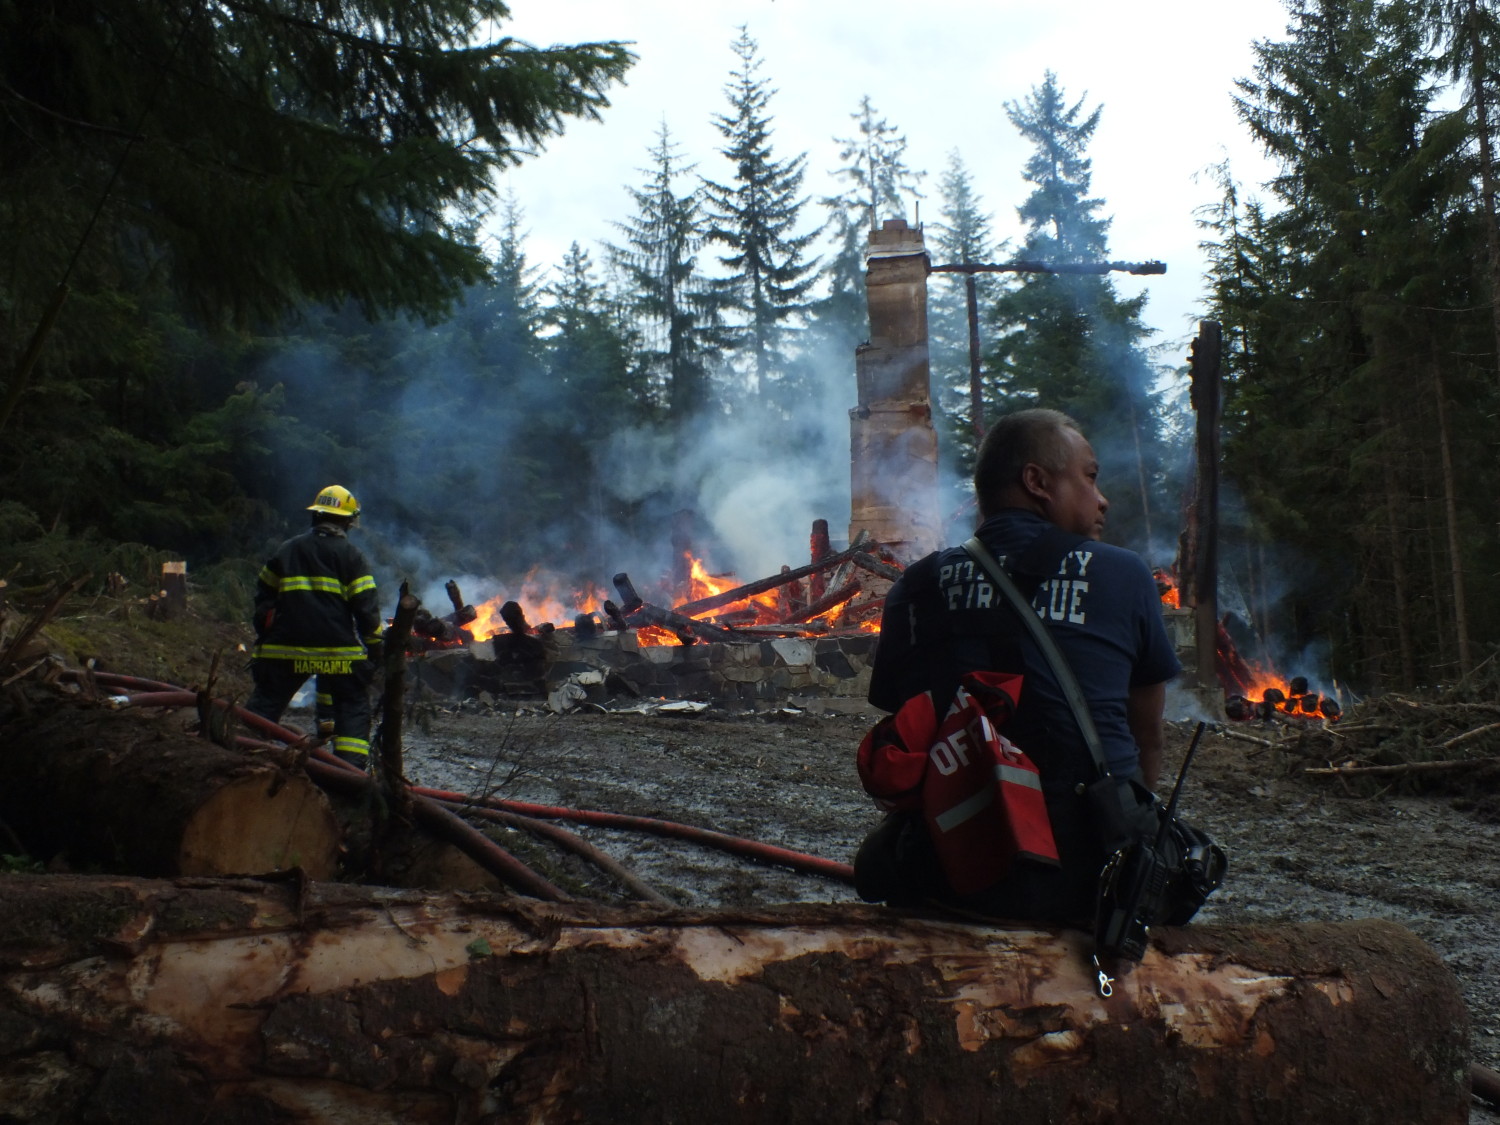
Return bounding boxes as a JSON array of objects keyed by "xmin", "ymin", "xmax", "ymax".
[
  {"xmin": 465, "ymin": 567, "xmax": 611, "ymax": 641},
  {"xmin": 424, "ymin": 551, "xmax": 886, "ymax": 650}
]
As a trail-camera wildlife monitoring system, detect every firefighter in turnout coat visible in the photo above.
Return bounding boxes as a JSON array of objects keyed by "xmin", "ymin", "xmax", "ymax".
[{"xmin": 246, "ymin": 485, "xmax": 383, "ymax": 769}]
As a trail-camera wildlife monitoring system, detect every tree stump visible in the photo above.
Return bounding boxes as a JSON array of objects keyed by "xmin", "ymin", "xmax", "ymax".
[
  {"xmin": 0, "ymin": 701, "xmax": 340, "ymax": 879},
  {"xmin": 159, "ymin": 561, "xmax": 188, "ymax": 618},
  {"xmin": 0, "ymin": 875, "xmax": 1471, "ymax": 1124}
]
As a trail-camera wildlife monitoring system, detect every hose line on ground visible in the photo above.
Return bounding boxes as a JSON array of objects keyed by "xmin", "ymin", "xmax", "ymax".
[{"xmin": 65, "ymin": 670, "xmax": 855, "ymax": 888}]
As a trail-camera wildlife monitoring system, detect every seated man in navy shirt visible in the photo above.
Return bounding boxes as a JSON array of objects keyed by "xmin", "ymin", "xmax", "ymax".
[{"xmin": 857, "ymin": 408, "xmax": 1181, "ymax": 923}]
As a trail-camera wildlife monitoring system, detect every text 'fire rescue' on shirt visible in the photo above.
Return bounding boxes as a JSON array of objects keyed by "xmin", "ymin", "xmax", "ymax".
[{"xmin": 939, "ymin": 549, "xmax": 1097, "ymax": 625}]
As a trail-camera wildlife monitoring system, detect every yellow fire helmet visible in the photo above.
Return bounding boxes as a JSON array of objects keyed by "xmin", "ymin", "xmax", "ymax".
[{"xmin": 307, "ymin": 484, "xmax": 361, "ymax": 519}]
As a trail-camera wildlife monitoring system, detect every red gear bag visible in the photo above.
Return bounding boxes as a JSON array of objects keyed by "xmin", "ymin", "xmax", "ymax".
[{"xmin": 857, "ymin": 670, "xmax": 1060, "ymax": 894}]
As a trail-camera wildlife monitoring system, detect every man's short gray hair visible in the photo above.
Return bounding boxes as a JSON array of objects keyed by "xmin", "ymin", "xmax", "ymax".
[{"xmin": 973, "ymin": 408, "xmax": 1082, "ymax": 517}]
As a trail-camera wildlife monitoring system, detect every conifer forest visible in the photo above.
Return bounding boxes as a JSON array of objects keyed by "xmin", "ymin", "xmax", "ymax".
[{"xmin": 2, "ymin": 0, "xmax": 1499, "ymax": 694}]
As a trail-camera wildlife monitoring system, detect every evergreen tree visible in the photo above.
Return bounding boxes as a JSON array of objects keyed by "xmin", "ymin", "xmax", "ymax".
[
  {"xmin": 543, "ymin": 242, "xmax": 642, "ymax": 427},
  {"xmin": 1210, "ymin": 0, "xmax": 1491, "ymax": 684},
  {"xmin": 809, "ymin": 97, "xmax": 925, "ymax": 367},
  {"xmin": 829, "ymin": 95, "xmax": 926, "ymax": 233},
  {"xmin": 609, "ymin": 123, "xmax": 731, "ymax": 420},
  {"xmin": 928, "ymin": 150, "xmax": 1000, "ymax": 472},
  {"xmin": 0, "ymin": 0, "xmax": 631, "ymax": 563},
  {"xmin": 480, "ymin": 193, "xmax": 546, "ymax": 380},
  {"xmin": 1421, "ymin": 0, "xmax": 1500, "ymax": 384},
  {"xmin": 540, "ymin": 243, "xmax": 649, "ymax": 561},
  {"xmin": 988, "ymin": 72, "xmax": 1166, "ymax": 551},
  {"xmin": 0, "ymin": 0, "xmax": 632, "ymax": 334},
  {"xmin": 702, "ymin": 27, "xmax": 820, "ymax": 412}
]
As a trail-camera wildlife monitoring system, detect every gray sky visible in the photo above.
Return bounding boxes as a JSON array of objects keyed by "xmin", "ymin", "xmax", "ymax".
[{"xmin": 495, "ymin": 0, "xmax": 1293, "ymax": 354}]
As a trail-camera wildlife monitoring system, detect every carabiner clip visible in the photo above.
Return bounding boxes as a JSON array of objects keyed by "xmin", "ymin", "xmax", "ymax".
[{"xmin": 1092, "ymin": 955, "xmax": 1114, "ymax": 998}]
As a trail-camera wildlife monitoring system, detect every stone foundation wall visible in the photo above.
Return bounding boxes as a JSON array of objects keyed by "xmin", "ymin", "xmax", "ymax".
[{"xmin": 410, "ymin": 631, "xmax": 879, "ymax": 707}]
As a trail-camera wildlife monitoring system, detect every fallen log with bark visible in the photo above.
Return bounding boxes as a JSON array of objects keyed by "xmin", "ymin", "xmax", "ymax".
[
  {"xmin": 0, "ymin": 874, "xmax": 1472, "ymax": 1125},
  {"xmin": 0, "ymin": 699, "xmax": 340, "ymax": 880}
]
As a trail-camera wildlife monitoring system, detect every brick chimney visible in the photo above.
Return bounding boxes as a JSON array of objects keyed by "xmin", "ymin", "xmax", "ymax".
[{"xmin": 848, "ymin": 219, "xmax": 941, "ymax": 563}]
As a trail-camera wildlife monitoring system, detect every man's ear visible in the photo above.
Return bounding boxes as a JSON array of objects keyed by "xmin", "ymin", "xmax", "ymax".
[{"xmin": 1020, "ymin": 462, "xmax": 1051, "ymax": 502}]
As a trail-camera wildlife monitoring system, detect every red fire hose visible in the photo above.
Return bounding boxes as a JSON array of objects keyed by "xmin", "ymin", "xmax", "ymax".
[
  {"xmin": 63, "ymin": 677, "xmax": 568, "ymax": 901},
  {"xmin": 412, "ymin": 786, "xmax": 856, "ymax": 884},
  {"xmin": 67, "ymin": 671, "xmax": 857, "ymax": 888}
]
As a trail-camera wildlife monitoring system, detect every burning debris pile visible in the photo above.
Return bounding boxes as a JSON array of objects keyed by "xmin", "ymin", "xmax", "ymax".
[
  {"xmin": 1153, "ymin": 567, "xmax": 1342, "ymax": 723},
  {"xmin": 1222, "ymin": 673, "xmax": 1500, "ymax": 795},
  {"xmin": 400, "ymin": 521, "xmax": 901, "ymax": 708}
]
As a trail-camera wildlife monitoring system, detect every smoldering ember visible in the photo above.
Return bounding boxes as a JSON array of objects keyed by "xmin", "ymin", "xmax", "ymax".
[{"xmin": 1, "ymin": 222, "xmax": 1498, "ymax": 1125}]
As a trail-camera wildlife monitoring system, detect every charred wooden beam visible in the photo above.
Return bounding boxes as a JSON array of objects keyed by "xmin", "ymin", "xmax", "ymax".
[
  {"xmin": 808, "ymin": 519, "xmax": 832, "ymax": 601},
  {"xmin": 602, "ymin": 600, "xmax": 631, "ymax": 632},
  {"xmin": 777, "ymin": 565, "xmax": 807, "ymax": 618},
  {"xmin": 499, "ymin": 600, "xmax": 532, "ymax": 635},
  {"xmin": 831, "ymin": 596, "xmax": 884, "ymax": 632},
  {"xmin": 709, "ymin": 609, "xmax": 760, "ymax": 626},
  {"xmin": 782, "ymin": 579, "xmax": 862, "ymax": 624},
  {"xmin": 626, "ymin": 603, "xmax": 738, "ymax": 645},
  {"xmin": 671, "ymin": 537, "xmax": 877, "ymax": 621},
  {"xmin": 821, "ymin": 529, "xmax": 872, "ymax": 599},
  {"xmin": 724, "ymin": 623, "xmax": 829, "ymax": 637},
  {"xmin": 612, "ymin": 573, "xmax": 644, "ymax": 614},
  {"xmin": 851, "ymin": 551, "xmax": 903, "ymax": 582},
  {"xmin": 412, "ymin": 607, "xmax": 468, "ymax": 644},
  {"xmin": 445, "ymin": 579, "xmax": 466, "ymax": 615}
]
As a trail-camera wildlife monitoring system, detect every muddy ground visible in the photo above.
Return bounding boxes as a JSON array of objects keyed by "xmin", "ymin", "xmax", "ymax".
[{"xmin": 384, "ymin": 696, "xmax": 1500, "ymax": 1121}]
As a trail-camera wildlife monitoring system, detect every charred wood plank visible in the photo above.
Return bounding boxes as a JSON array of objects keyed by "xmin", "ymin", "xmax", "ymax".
[
  {"xmin": 777, "ymin": 564, "xmax": 807, "ymax": 618},
  {"xmin": 444, "ymin": 579, "xmax": 466, "ymax": 616},
  {"xmin": 851, "ymin": 551, "xmax": 903, "ymax": 582},
  {"xmin": 499, "ymin": 600, "xmax": 532, "ymax": 635},
  {"xmin": 626, "ymin": 603, "xmax": 738, "ymax": 645},
  {"xmin": 671, "ymin": 537, "xmax": 878, "ymax": 621},
  {"xmin": 612, "ymin": 573, "xmax": 644, "ymax": 614},
  {"xmin": 808, "ymin": 519, "xmax": 833, "ymax": 601},
  {"xmin": 412, "ymin": 607, "xmax": 468, "ymax": 643},
  {"xmin": 782, "ymin": 579, "xmax": 862, "ymax": 624},
  {"xmin": 0, "ymin": 878, "xmax": 1472, "ymax": 1125},
  {"xmin": 820, "ymin": 529, "xmax": 872, "ymax": 604},
  {"xmin": 602, "ymin": 600, "xmax": 631, "ymax": 632}
]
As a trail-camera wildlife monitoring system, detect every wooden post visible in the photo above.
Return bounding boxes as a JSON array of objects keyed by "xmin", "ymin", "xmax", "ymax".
[
  {"xmin": 160, "ymin": 561, "xmax": 188, "ymax": 618},
  {"xmin": 1189, "ymin": 322, "xmax": 1222, "ymax": 692},
  {"xmin": 808, "ymin": 519, "xmax": 832, "ymax": 601},
  {"xmin": 378, "ymin": 582, "xmax": 419, "ymax": 818},
  {"xmin": 966, "ymin": 271, "xmax": 984, "ymax": 437}
]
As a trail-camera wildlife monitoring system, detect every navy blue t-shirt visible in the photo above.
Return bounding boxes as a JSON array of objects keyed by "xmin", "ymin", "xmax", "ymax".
[{"xmin": 869, "ymin": 509, "xmax": 1181, "ymax": 779}]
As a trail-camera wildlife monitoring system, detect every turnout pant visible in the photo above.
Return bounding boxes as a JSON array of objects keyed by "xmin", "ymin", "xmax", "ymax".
[{"xmin": 246, "ymin": 659, "xmax": 373, "ymax": 769}]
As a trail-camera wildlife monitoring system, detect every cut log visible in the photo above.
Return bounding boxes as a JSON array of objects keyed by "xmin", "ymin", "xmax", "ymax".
[
  {"xmin": 0, "ymin": 701, "xmax": 340, "ymax": 879},
  {"xmin": 0, "ymin": 874, "xmax": 1470, "ymax": 1124}
]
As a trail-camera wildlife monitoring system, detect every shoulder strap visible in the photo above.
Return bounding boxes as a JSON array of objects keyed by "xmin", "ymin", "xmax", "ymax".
[{"xmin": 962, "ymin": 535, "xmax": 1110, "ymax": 779}]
